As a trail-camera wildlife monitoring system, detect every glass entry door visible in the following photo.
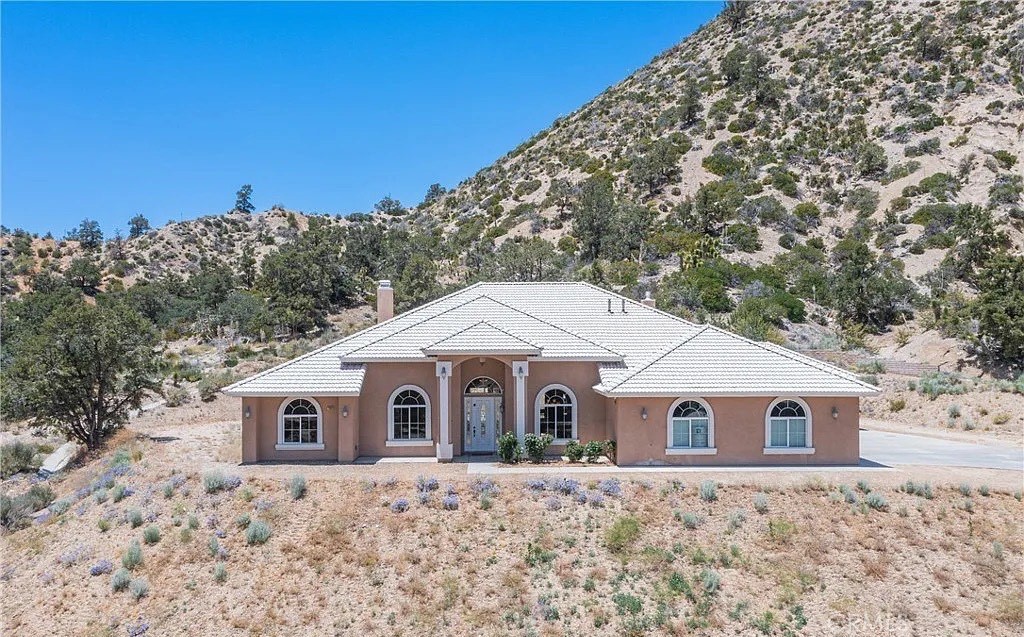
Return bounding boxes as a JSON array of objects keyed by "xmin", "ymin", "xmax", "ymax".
[{"xmin": 464, "ymin": 396, "xmax": 499, "ymax": 453}]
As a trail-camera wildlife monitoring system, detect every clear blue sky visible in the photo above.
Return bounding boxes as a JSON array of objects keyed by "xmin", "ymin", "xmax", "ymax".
[{"xmin": 2, "ymin": 1, "xmax": 721, "ymax": 236}]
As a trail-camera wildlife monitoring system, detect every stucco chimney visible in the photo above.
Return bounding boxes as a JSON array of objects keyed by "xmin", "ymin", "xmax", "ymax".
[
  {"xmin": 641, "ymin": 292, "xmax": 656, "ymax": 308},
  {"xmin": 377, "ymin": 280, "xmax": 394, "ymax": 322}
]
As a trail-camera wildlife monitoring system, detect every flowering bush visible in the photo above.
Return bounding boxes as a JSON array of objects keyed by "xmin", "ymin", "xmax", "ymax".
[
  {"xmin": 471, "ymin": 478, "xmax": 500, "ymax": 496},
  {"xmin": 523, "ymin": 433, "xmax": 553, "ymax": 463},
  {"xmin": 596, "ymin": 479, "xmax": 622, "ymax": 497},
  {"xmin": 415, "ymin": 475, "xmax": 439, "ymax": 492},
  {"xmin": 90, "ymin": 559, "xmax": 113, "ymax": 576},
  {"xmin": 544, "ymin": 496, "xmax": 562, "ymax": 511},
  {"xmin": 564, "ymin": 440, "xmax": 585, "ymax": 463},
  {"xmin": 549, "ymin": 477, "xmax": 581, "ymax": 495},
  {"xmin": 497, "ymin": 431, "xmax": 522, "ymax": 463},
  {"xmin": 525, "ymin": 479, "xmax": 547, "ymax": 492},
  {"xmin": 442, "ymin": 494, "xmax": 459, "ymax": 510},
  {"xmin": 587, "ymin": 492, "xmax": 605, "ymax": 508},
  {"xmin": 390, "ymin": 498, "xmax": 409, "ymax": 513}
]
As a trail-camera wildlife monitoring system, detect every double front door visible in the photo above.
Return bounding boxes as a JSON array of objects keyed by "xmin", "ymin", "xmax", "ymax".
[{"xmin": 464, "ymin": 396, "xmax": 500, "ymax": 453}]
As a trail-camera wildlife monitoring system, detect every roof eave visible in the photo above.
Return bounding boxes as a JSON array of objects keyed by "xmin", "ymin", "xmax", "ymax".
[
  {"xmin": 593, "ymin": 386, "xmax": 881, "ymax": 398},
  {"xmin": 221, "ymin": 390, "xmax": 362, "ymax": 397}
]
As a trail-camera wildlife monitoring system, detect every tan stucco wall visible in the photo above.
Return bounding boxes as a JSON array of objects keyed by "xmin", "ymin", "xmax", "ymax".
[
  {"xmin": 358, "ymin": 362, "xmax": 439, "ymax": 457},
  {"xmin": 241, "ymin": 395, "xmax": 341, "ymax": 462},
  {"xmin": 612, "ymin": 396, "xmax": 860, "ymax": 466}
]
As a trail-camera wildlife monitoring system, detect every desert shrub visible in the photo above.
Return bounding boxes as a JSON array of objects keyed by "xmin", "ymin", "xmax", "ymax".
[
  {"xmin": 992, "ymin": 412, "xmax": 1011, "ymax": 425},
  {"xmin": 442, "ymin": 494, "xmax": 459, "ymax": 510},
  {"xmin": 856, "ymin": 480, "xmax": 871, "ymax": 494},
  {"xmin": 682, "ymin": 512, "xmax": 704, "ymax": 529},
  {"xmin": 917, "ymin": 372, "xmax": 967, "ymax": 399},
  {"xmin": 129, "ymin": 577, "xmax": 149, "ymax": 600},
  {"xmin": 605, "ymin": 515, "xmax": 641, "ymax": 553},
  {"xmin": 49, "ymin": 498, "xmax": 72, "ymax": 516},
  {"xmin": 245, "ymin": 520, "xmax": 272, "ymax": 545},
  {"xmin": 111, "ymin": 568, "xmax": 131, "ymax": 592},
  {"xmin": 203, "ymin": 471, "xmax": 241, "ymax": 494},
  {"xmin": 612, "ymin": 592, "xmax": 643, "ymax": 615},
  {"xmin": 699, "ymin": 480, "xmax": 718, "ymax": 502},
  {"xmin": 496, "ymin": 432, "xmax": 522, "ymax": 463},
  {"xmin": 0, "ymin": 441, "xmax": 40, "ymax": 478},
  {"xmin": 389, "ymin": 498, "xmax": 409, "ymax": 513},
  {"xmin": 289, "ymin": 474, "xmax": 307, "ymax": 500},
  {"xmin": 979, "ymin": 484, "xmax": 990, "ymax": 497},
  {"xmin": 564, "ymin": 440, "xmax": 584, "ymax": 462},
  {"xmin": 234, "ymin": 514, "xmax": 251, "ymax": 529},
  {"xmin": 127, "ymin": 509, "xmax": 143, "ymax": 528},
  {"xmin": 90, "ymin": 559, "xmax": 113, "ymax": 576},
  {"xmin": 198, "ymin": 370, "xmax": 233, "ymax": 401},
  {"xmin": 597, "ymin": 479, "xmax": 622, "ymax": 497},
  {"xmin": 523, "ymin": 433, "xmax": 553, "ymax": 463},
  {"xmin": 898, "ymin": 480, "xmax": 933, "ymax": 499},
  {"xmin": 94, "ymin": 489, "xmax": 109, "ymax": 504},
  {"xmin": 948, "ymin": 404, "xmax": 961, "ymax": 419},
  {"xmin": 142, "ymin": 525, "xmax": 160, "ymax": 544},
  {"xmin": 768, "ymin": 518, "xmax": 796, "ymax": 545},
  {"xmin": 1, "ymin": 484, "xmax": 56, "ymax": 531},
  {"xmin": 97, "ymin": 518, "xmax": 111, "ymax": 532},
  {"xmin": 544, "ymin": 496, "xmax": 561, "ymax": 511},
  {"xmin": 701, "ymin": 569, "xmax": 721, "ymax": 595},
  {"xmin": 727, "ymin": 509, "xmax": 746, "ymax": 531},
  {"xmin": 889, "ymin": 398, "xmax": 906, "ymax": 412},
  {"xmin": 958, "ymin": 483, "xmax": 972, "ymax": 496},
  {"xmin": 415, "ymin": 475, "xmax": 439, "ymax": 492},
  {"xmin": 122, "ymin": 541, "xmax": 143, "ymax": 570},
  {"xmin": 213, "ymin": 563, "xmax": 227, "ymax": 582},
  {"xmin": 865, "ymin": 493, "xmax": 888, "ymax": 510},
  {"xmin": 208, "ymin": 537, "xmax": 220, "ymax": 557},
  {"xmin": 479, "ymin": 493, "xmax": 493, "ymax": 510},
  {"xmin": 583, "ymin": 440, "xmax": 606, "ymax": 463},
  {"xmin": 111, "ymin": 484, "xmax": 128, "ymax": 503},
  {"xmin": 752, "ymin": 493, "xmax": 769, "ymax": 514},
  {"xmin": 725, "ymin": 222, "xmax": 762, "ymax": 252},
  {"xmin": 164, "ymin": 386, "xmax": 191, "ymax": 407}
]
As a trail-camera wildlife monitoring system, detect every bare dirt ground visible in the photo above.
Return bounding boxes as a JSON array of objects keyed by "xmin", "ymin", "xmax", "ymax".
[{"xmin": 2, "ymin": 396, "xmax": 1023, "ymax": 637}]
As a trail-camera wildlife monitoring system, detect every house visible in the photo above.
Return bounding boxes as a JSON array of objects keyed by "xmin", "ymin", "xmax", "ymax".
[{"xmin": 223, "ymin": 281, "xmax": 879, "ymax": 465}]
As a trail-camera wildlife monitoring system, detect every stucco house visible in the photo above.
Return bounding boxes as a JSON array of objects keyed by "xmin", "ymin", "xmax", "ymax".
[{"xmin": 224, "ymin": 281, "xmax": 879, "ymax": 466}]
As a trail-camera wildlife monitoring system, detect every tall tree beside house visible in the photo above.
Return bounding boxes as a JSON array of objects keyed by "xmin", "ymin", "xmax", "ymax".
[
  {"xmin": 3, "ymin": 301, "xmax": 161, "ymax": 449},
  {"xmin": 127, "ymin": 214, "xmax": 151, "ymax": 239},
  {"xmin": 257, "ymin": 219, "xmax": 354, "ymax": 335},
  {"xmin": 571, "ymin": 174, "xmax": 617, "ymax": 261},
  {"xmin": 235, "ymin": 184, "xmax": 255, "ymax": 214},
  {"xmin": 394, "ymin": 252, "xmax": 440, "ymax": 312}
]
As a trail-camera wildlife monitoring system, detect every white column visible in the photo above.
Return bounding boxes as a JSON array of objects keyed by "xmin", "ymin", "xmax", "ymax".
[
  {"xmin": 514, "ymin": 361, "xmax": 529, "ymax": 442},
  {"xmin": 435, "ymin": 361, "xmax": 453, "ymax": 461}
]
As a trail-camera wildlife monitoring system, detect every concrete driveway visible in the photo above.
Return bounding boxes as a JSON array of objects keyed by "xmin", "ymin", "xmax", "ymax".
[{"xmin": 860, "ymin": 429, "xmax": 1024, "ymax": 471}]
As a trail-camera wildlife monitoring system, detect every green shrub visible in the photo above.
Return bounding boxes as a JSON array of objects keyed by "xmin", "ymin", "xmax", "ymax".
[
  {"xmin": 917, "ymin": 372, "xmax": 967, "ymax": 399},
  {"xmin": 213, "ymin": 563, "xmax": 227, "ymax": 583},
  {"xmin": 97, "ymin": 518, "xmax": 111, "ymax": 532},
  {"xmin": 129, "ymin": 577, "xmax": 149, "ymax": 600},
  {"xmin": 605, "ymin": 515, "xmax": 641, "ymax": 553},
  {"xmin": 122, "ymin": 540, "xmax": 143, "ymax": 570},
  {"xmin": 246, "ymin": 520, "xmax": 272, "ymax": 545},
  {"xmin": 889, "ymin": 398, "xmax": 906, "ymax": 412},
  {"xmin": 198, "ymin": 370, "xmax": 233, "ymax": 402},
  {"xmin": 612, "ymin": 592, "xmax": 643, "ymax": 615},
  {"xmin": 699, "ymin": 480, "xmax": 718, "ymax": 502},
  {"xmin": 0, "ymin": 441, "xmax": 39, "ymax": 478},
  {"xmin": 235, "ymin": 513, "xmax": 251, "ymax": 529},
  {"xmin": 865, "ymin": 493, "xmax": 888, "ymax": 510},
  {"xmin": 767, "ymin": 518, "xmax": 796, "ymax": 544},
  {"xmin": 111, "ymin": 568, "xmax": 131, "ymax": 592},
  {"xmin": 142, "ymin": 525, "xmax": 161, "ymax": 544},
  {"xmin": 564, "ymin": 440, "xmax": 584, "ymax": 463},
  {"xmin": 128, "ymin": 509, "xmax": 143, "ymax": 528},
  {"xmin": 583, "ymin": 440, "xmax": 606, "ymax": 463},
  {"xmin": 289, "ymin": 474, "xmax": 307, "ymax": 500},
  {"xmin": 111, "ymin": 484, "xmax": 128, "ymax": 503},
  {"xmin": 681, "ymin": 512, "xmax": 704, "ymax": 529},
  {"xmin": 164, "ymin": 386, "xmax": 191, "ymax": 407},
  {"xmin": 523, "ymin": 433, "xmax": 553, "ymax": 463},
  {"xmin": 753, "ymin": 493, "xmax": 768, "ymax": 514},
  {"xmin": 496, "ymin": 432, "xmax": 522, "ymax": 464}
]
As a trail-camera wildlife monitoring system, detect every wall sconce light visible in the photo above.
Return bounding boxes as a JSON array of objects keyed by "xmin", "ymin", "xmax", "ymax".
[
  {"xmin": 244, "ymin": 405, "xmax": 251, "ymax": 419},
  {"xmin": 342, "ymin": 405, "xmax": 350, "ymax": 418},
  {"xmin": 641, "ymin": 407, "xmax": 648, "ymax": 421},
  {"xmin": 441, "ymin": 366, "xmax": 448, "ymax": 379},
  {"xmin": 831, "ymin": 406, "xmax": 839, "ymax": 419}
]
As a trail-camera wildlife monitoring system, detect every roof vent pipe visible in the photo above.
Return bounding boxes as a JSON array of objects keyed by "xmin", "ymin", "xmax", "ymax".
[
  {"xmin": 607, "ymin": 298, "xmax": 613, "ymax": 313},
  {"xmin": 621, "ymin": 299, "xmax": 626, "ymax": 313},
  {"xmin": 377, "ymin": 280, "xmax": 394, "ymax": 323}
]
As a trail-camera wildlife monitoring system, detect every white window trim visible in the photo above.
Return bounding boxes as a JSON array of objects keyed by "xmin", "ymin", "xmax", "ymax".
[
  {"xmin": 763, "ymin": 396, "xmax": 813, "ymax": 454},
  {"xmin": 666, "ymin": 397, "xmax": 716, "ymax": 452},
  {"xmin": 387, "ymin": 384, "xmax": 432, "ymax": 444},
  {"xmin": 534, "ymin": 383, "xmax": 577, "ymax": 443},
  {"xmin": 276, "ymin": 396, "xmax": 325, "ymax": 450}
]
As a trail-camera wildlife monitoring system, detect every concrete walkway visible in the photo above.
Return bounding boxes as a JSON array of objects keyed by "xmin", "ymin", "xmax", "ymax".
[{"xmin": 859, "ymin": 429, "xmax": 1023, "ymax": 471}]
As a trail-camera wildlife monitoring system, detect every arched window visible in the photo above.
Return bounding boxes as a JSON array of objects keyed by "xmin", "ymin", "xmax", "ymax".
[
  {"xmin": 388, "ymin": 385, "xmax": 431, "ymax": 442},
  {"xmin": 535, "ymin": 384, "xmax": 576, "ymax": 441},
  {"xmin": 765, "ymin": 398, "xmax": 812, "ymax": 449},
  {"xmin": 668, "ymin": 399, "xmax": 713, "ymax": 449},
  {"xmin": 465, "ymin": 377, "xmax": 502, "ymax": 395},
  {"xmin": 277, "ymin": 397, "xmax": 323, "ymax": 449}
]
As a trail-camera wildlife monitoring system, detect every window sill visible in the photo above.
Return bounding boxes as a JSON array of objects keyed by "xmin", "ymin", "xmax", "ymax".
[
  {"xmin": 275, "ymin": 443, "xmax": 325, "ymax": 451},
  {"xmin": 386, "ymin": 439, "xmax": 434, "ymax": 448},
  {"xmin": 763, "ymin": 447, "xmax": 815, "ymax": 455},
  {"xmin": 665, "ymin": 447, "xmax": 717, "ymax": 456}
]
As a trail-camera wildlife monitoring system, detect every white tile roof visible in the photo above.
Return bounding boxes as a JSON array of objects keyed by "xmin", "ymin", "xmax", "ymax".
[{"xmin": 224, "ymin": 282, "xmax": 879, "ymax": 397}]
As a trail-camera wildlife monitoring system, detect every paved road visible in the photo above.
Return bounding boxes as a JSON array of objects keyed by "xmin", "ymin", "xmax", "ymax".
[{"xmin": 860, "ymin": 430, "xmax": 1024, "ymax": 471}]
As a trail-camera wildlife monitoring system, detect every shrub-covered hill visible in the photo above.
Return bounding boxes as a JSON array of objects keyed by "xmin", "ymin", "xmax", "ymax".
[{"xmin": 2, "ymin": 0, "xmax": 1023, "ymax": 366}]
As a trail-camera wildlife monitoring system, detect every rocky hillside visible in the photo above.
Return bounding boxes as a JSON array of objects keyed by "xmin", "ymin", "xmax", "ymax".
[
  {"xmin": 3, "ymin": 0, "xmax": 1023, "ymax": 367},
  {"xmin": 413, "ymin": 0, "xmax": 1022, "ymax": 280}
]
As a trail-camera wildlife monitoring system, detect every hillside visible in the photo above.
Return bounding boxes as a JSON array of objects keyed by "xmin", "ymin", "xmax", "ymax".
[{"xmin": 2, "ymin": 0, "xmax": 1023, "ymax": 372}]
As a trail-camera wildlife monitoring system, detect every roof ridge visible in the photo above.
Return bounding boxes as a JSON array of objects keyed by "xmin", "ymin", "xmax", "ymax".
[
  {"xmin": 575, "ymin": 281, "xmax": 699, "ymax": 327},
  {"xmin": 224, "ymin": 283, "xmax": 487, "ymax": 391},
  {"xmin": 420, "ymin": 319, "xmax": 541, "ymax": 350},
  {"xmin": 477, "ymin": 320, "xmax": 543, "ymax": 349},
  {"xmin": 701, "ymin": 324, "xmax": 880, "ymax": 391},
  {"xmin": 475, "ymin": 294, "xmax": 623, "ymax": 358},
  {"xmin": 606, "ymin": 325, "xmax": 710, "ymax": 390}
]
